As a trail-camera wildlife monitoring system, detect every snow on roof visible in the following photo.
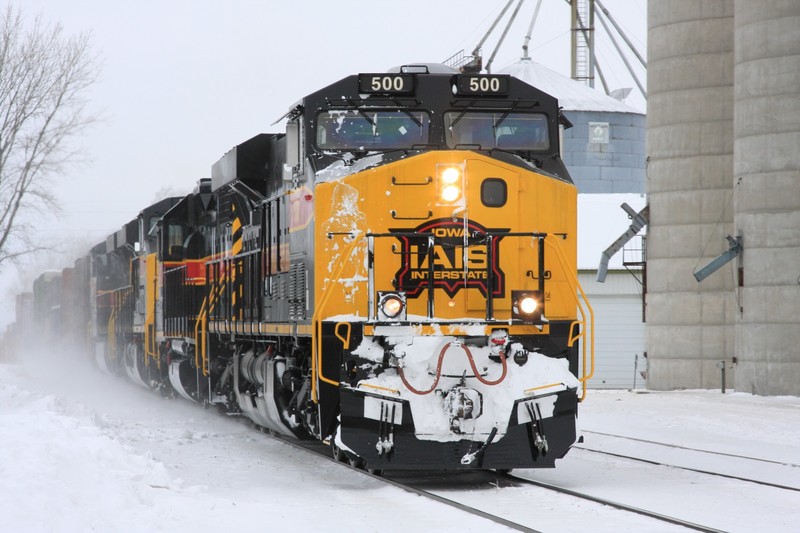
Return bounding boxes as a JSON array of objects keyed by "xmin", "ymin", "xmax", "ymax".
[
  {"xmin": 578, "ymin": 193, "xmax": 647, "ymax": 271},
  {"xmin": 500, "ymin": 58, "xmax": 642, "ymax": 114}
]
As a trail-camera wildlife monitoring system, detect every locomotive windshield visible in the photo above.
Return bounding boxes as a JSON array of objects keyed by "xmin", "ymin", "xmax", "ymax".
[
  {"xmin": 316, "ymin": 109, "xmax": 430, "ymax": 150},
  {"xmin": 444, "ymin": 112, "xmax": 550, "ymax": 151}
]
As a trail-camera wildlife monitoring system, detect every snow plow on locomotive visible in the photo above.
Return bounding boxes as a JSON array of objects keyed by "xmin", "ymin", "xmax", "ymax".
[{"xmin": 20, "ymin": 65, "xmax": 595, "ymax": 471}]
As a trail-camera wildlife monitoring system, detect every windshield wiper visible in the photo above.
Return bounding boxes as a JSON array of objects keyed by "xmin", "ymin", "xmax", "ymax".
[
  {"xmin": 493, "ymin": 110, "xmax": 512, "ymax": 130},
  {"xmin": 389, "ymin": 97, "xmax": 422, "ymax": 127},
  {"xmin": 449, "ymin": 102, "xmax": 475, "ymax": 129},
  {"xmin": 342, "ymin": 98, "xmax": 376, "ymax": 127}
]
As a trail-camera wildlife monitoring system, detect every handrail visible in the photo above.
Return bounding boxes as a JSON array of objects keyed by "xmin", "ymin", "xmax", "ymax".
[
  {"xmin": 544, "ymin": 236, "xmax": 595, "ymax": 401},
  {"xmin": 107, "ymin": 287, "xmax": 132, "ymax": 368},
  {"xmin": 107, "ymin": 295, "xmax": 118, "ymax": 366},
  {"xmin": 364, "ymin": 230, "xmax": 549, "ymax": 320},
  {"xmin": 144, "ymin": 273, "xmax": 158, "ymax": 366},
  {"xmin": 193, "ymin": 297, "xmax": 208, "ymax": 375},
  {"xmin": 334, "ymin": 322, "xmax": 351, "ymax": 350},
  {"xmin": 358, "ymin": 382, "xmax": 401, "ymax": 395},
  {"xmin": 311, "ymin": 237, "xmax": 362, "ymax": 402},
  {"xmin": 524, "ymin": 382, "xmax": 567, "ymax": 395},
  {"xmin": 194, "ymin": 269, "xmax": 227, "ymax": 377},
  {"xmin": 309, "ymin": 231, "xmax": 592, "ymax": 403}
]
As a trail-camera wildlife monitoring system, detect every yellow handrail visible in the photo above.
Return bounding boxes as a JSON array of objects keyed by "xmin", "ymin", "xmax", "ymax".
[
  {"xmin": 193, "ymin": 271, "xmax": 227, "ymax": 377},
  {"xmin": 107, "ymin": 296, "xmax": 118, "ymax": 365},
  {"xmin": 544, "ymin": 236, "xmax": 595, "ymax": 401},
  {"xmin": 334, "ymin": 322, "xmax": 351, "ymax": 349},
  {"xmin": 358, "ymin": 382, "xmax": 400, "ymax": 395},
  {"xmin": 193, "ymin": 297, "xmax": 208, "ymax": 375},
  {"xmin": 144, "ymin": 271, "xmax": 158, "ymax": 366},
  {"xmin": 524, "ymin": 382, "xmax": 567, "ymax": 395}
]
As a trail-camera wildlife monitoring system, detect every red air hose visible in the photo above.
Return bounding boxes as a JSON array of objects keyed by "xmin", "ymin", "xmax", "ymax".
[{"xmin": 397, "ymin": 342, "xmax": 508, "ymax": 395}]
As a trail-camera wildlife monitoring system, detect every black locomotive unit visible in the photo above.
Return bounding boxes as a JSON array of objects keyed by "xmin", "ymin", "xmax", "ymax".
[{"xmin": 15, "ymin": 65, "xmax": 594, "ymax": 471}]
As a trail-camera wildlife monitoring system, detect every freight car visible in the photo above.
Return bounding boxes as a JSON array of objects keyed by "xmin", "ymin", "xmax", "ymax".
[{"xmin": 18, "ymin": 65, "xmax": 594, "ymax": 471}]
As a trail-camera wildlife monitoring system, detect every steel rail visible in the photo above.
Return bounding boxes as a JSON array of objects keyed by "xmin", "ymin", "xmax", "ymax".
[
  {"xmin": 574, "ymin": 446, "xmax": 800, "ymax": 493},
  {"xmin": 583, "ymin": 429, "xmax": 800, "ymax": 468},
  {"xmin": 259, "ymin": 429, "xmax": 541, "ymax": 533},
  {"xmin": 369, "ymin": 470, "xmax": 540, "ymax": 533},
  {"xmin": 503, "ymin": 473, "xmax": 726, "ymax": 533}
]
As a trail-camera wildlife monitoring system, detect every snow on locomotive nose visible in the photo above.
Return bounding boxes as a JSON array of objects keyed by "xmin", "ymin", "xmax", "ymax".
[{"xmin": 352, "ymin": 332, "xmax": 579, "ymax": 449}]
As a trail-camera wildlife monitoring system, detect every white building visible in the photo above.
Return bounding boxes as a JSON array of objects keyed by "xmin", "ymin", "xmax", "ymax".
[{"xmin": 578, "ymin": 193, "xmax": 647, "ymax": 389}]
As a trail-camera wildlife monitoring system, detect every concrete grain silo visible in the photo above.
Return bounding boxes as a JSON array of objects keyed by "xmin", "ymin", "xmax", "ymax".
[
  {"xmin": 646, "ymin": 1, "xmax": 736, "ymax": 389},
  {"xmin": 733, "ymin": 1, "xmax": 800, "ymax": 395},
  {"xmin": 647, "ymin": 0, "xmax": 800, "ymax": 395}
]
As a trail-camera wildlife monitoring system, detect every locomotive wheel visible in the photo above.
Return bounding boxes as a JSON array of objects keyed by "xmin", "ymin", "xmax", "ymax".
[
  {"xmin": 331, "ymin": 441, "xmax": 348, "ymax": 463},
  {"xmin": 348, "ymin": 456, "xmax": 366, "ymax": 469},
  {"xmin": 346, "ymin": 454, "xmax": 383, "ymax": 476}
]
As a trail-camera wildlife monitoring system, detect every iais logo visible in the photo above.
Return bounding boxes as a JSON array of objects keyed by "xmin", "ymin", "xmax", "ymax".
[{"xmin": 391, "ymin": 218, "xmax": 507, "ymax": 298}]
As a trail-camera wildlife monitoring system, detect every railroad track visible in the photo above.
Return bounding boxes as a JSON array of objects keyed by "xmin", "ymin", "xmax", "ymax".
[
  {"xmin": 170, "ymin": 404, "xmax": 798, "ymax": 532},
  {"xmin": 583, "ymin": 430, "xmax": 800, "ymax": 468},
  {"xmin": 263, "ymin": 430, "xmax": 540, "ymax": 532},
  {"xmin": 311, "ymin": 439, "xmax": 727, "ymax": 532},
  {"xmin": 500, "ymin": 472, "xmax": 725, "ymax": 533},
  {"xmin": 377, "ymin": 470, "xmax": 540, "ymax": 533},
  {"xmin": 578, "ymin": 430, "xmax": 800, "ymax": 492},
  {"xmin": 49, "ymin": 369, "xmax": 798, "ymax": 532},
  {"xmin": 263, "ymin": 427, "xmax": 708, "ymax": 532},
  {"xmin": 252, "ymin": 423, "xmax": 745, "ymax": 532},
  {"xmin": 380, "ymin": 465, "xmax": 734, "ymax": 532}
]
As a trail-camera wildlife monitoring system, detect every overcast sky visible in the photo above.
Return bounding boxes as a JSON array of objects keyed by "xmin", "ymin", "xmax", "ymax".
[{"xmin": 1, "ymin": 0, "xmax": 646, "ymax": 328}]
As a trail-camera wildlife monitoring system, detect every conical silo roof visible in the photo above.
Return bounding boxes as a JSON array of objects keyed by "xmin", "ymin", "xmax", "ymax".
[{"xmin": 499, "ymin": 58, "xmax": 641, "ymax": 114}]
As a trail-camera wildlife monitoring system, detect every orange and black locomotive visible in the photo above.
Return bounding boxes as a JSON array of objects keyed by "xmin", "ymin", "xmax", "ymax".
[{"xmin": 19, "ymin": 65, "xmax": 594, "ymax": 471}]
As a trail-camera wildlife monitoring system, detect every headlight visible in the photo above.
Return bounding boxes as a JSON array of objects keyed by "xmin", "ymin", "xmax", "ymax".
[
  {"xmin": 440, "ymin": 166, "xmax": 461, "ymax": 184},
  {"xmin": 382, "ymin": 296, "xmax": 404, "ymax": 317},
  {"xmin": 512, "ymin": 290, "xmax": 543, "ymax": 323},
  {"xmin": 441, "ymin": 184, "xmax": 461, "ymax": 203},
  {"xmin": 519, "ymin": 296, "xmax": 538, "ymax": 314},
  {"xmin": 436, "ymin": 164, "xmax": 465, "ymax": 205},
  {"xmin": 378, "ymin": 291, "xmax": 406, "ymax": 320}
]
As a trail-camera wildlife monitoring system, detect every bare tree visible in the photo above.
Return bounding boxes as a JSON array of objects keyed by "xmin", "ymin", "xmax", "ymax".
[{"xmin": 0, "ymin": 4, "xmax": 99, "ymax": 269}]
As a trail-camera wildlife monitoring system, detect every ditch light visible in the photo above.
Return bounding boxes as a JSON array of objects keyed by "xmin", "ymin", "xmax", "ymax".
[
  {"xmin": 377, "ymin": 291, "xmax": 407, "ymax": 321},
  {"xmin": 512, "ymin": 290, "xmax": 543, "ymax": 323}
]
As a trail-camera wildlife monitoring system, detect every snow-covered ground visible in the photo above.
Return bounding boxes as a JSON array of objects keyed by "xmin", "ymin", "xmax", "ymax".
[
  {"xmin": 440, "ymin": 391, "xmax": 800, "ymax": 532},
  {"xmin": 0, "ymin": 354, "xmax": 503, "ymax": 532},
  {"xmin": 2, "ymin": 352, "xmax": 799, "ymax": 532}
]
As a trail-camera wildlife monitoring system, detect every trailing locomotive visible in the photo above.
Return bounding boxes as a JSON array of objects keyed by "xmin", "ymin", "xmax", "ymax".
[{"xmin": 17, "ymin": 65, "xmax": 594, "ymax": 471}]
